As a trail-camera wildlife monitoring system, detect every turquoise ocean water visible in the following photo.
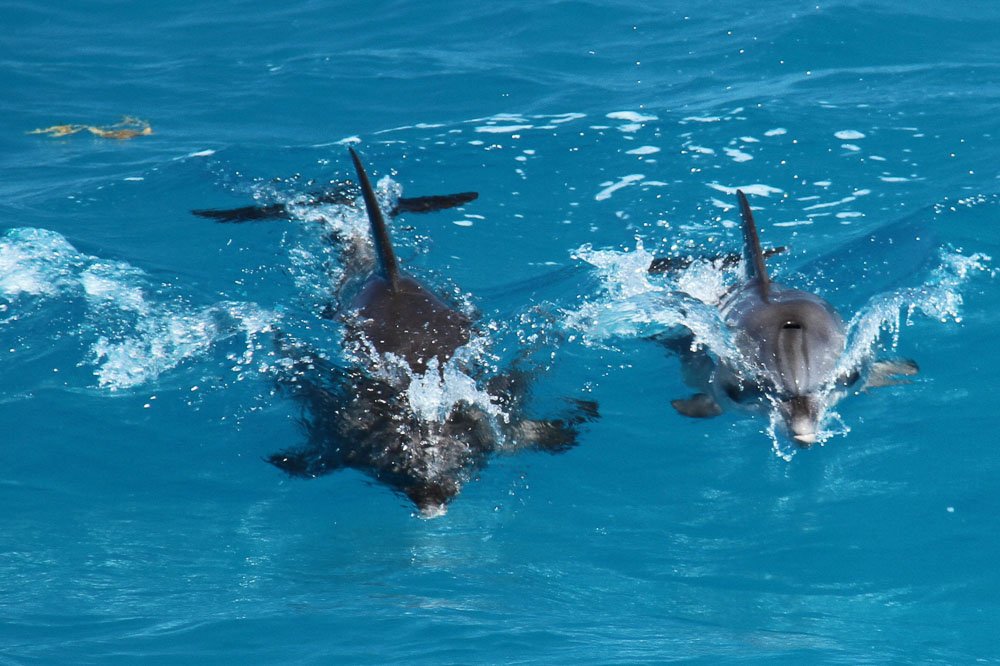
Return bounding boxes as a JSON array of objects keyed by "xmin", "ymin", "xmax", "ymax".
[{"xmin": 1, "ymin": 1, "xmax": 999, "ymax": 663}]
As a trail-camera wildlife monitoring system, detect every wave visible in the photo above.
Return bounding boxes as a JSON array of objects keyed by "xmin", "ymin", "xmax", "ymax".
[{"xmin": 0, "ymin": 227, "xmax": 276, "ymax": 391}]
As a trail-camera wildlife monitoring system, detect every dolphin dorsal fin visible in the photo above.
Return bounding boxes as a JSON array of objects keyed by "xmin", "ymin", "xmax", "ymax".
[
  {"xmin": 349, "ymin": 147, "xmax": 400, "ymax": 288},
  {"xmin": 736, "ymin": 189, "xmax": 771, "ymax": 301}
]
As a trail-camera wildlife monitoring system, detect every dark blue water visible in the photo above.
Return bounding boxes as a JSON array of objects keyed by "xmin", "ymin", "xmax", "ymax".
[{"xmin": 1, "ymin": 1, "xmax": 998, "ymax": 663}]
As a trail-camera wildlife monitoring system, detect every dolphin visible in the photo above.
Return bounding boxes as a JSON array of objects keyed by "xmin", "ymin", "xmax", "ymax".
[
  {"xmin": 669, "ymin": 190, "xmax": 916, "ymax": 446},
  {"xmin": 267, "ymin": 148, "xmax": 596, "ymax": 514},
  {"xmin": 721, "ymin": 190, "xmax": 846, "ymax": 444}
]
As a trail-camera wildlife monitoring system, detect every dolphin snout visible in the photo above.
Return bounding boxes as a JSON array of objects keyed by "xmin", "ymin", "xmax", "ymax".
[
  {"xmin": 793, "ymin": 432, "xmax": 817, "ymax": 447},
  {"xmin": 783, "ymin": 396, "xmax": 820, "ymax": 448}
]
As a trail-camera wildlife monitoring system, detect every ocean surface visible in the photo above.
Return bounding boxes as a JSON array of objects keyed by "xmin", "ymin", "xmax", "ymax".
[{"xmin": 2, "ymin": 1, "xmax": 999, "ymax": 663}]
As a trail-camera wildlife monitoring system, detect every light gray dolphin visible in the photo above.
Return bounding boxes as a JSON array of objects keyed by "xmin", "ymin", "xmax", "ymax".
[
  {"xmin": 721, "ymin": 190, "xmax": 846, "ymax": 444},
  {"xmin": 670, "ymin": 190, "xmax": 915, "ymax": 446}
]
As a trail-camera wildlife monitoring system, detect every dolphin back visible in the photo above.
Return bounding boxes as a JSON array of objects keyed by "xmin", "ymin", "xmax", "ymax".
[
  {"xmin": 737, "ymin": 190, "xmax": 771, "ymax": 301},
  {"xmin": 346, "ymin": 147, "xmax": 471, "ymax": 373}
]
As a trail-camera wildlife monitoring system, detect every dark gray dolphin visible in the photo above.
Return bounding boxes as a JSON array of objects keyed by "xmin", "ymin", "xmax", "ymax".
[
  {"xmin": 671, "ymin": 190, "xmax": 848, "ymax": 445},
  {"xmin": 267, "ymin": 148, "xmax": 596, "ymax": 514}
]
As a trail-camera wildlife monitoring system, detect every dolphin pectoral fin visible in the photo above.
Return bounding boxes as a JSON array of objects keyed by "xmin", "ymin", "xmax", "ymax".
[
  {"xmin": 391, "ymin": 192, "xmax": 478, "ymax": 215},
  {"xmin": 864, "ymin": 359, "xmax": 920, "ymax": 390},
  {"xmin": 267, "ymin": 449, "xmax": 339, "ymax": 478},
  {"xmin": 514, "ymin": 419, "xmax": 579, "ymax": 452},
  {"xmin": 671, "ymin": 393, "xmax": 723, "ymax": 418},
  {"xmin": 648, "ymin": 256, "xmax": 696, "ymax": 274},
  {"xmin": 567, "ymin": 398, "xmax": 600, "ymax": 423},
  {"xmin": 192, "ymin": 203, "xmax": 290, "ymax": 222},
  {"xmin": 515, "ymin": 399, "xmax": 600, "ymax": 453}
]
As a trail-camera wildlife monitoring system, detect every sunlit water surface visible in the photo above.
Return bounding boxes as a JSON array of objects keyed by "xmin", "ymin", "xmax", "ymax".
[{"xmin": 1, "ymin": 1, "xmax": 999, "ymax": 663}]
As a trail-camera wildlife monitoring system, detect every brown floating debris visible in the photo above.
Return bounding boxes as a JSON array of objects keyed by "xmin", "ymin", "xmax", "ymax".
[{"xmin": 28, "ymin": 116, "xmax": 153, "ymax": 140}]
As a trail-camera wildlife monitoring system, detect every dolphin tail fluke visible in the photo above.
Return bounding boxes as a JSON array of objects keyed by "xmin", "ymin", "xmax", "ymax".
[
  {"xmin": 736, "ymin": 189, "xmax": 771, "ymax": 299},
  {"xmin": 863, "ymin": 358, "xmax": 920, "ymax": 390},
  {"xmin": 510, "ymin": 399, "xmax": 600, "ymax": 453},
  {"xmin": 671, "ymin": 393, "xmax": 723, "ymax": 418},
  {"xmin": 349, "ymin": 147, "xmax": 400, "ymax": 287}
]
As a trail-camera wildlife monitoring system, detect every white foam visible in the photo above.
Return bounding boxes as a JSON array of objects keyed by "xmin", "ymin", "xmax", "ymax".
[
  {"xmin": 606, "ymin": 111, "xmax": 657, "ymax": 122},
  {"xmin": 0, "ymin": 228, "xmax": 81, "ymax": 298},
  {"xmin": 405, "ymin": 355, "xmax": 497, "ymax": 423},
  {"xmin": 595, "ymin": 174, "xmax": 644, "ymax": 201},
  {"xmin": 0, "ymin": 228, "xmax": 278, "ymax": 390},
  {"xmin": 187, "ymin": 149, "xmax": 216, "ymax": 158},
  {"xmin": 616, "ymin": 123, "xmax": 643, "ymax": 133},
  {"xmin": 548, "ymin": 112, "xmax": 587, "ymax": 124},
  {"xmin": 803, "ymin": 196, "xmax": 856, "ymax": 211},
  {"xmin": 724, "ymin": 147, "xmax": 753, "ymax": 162},
  {"xmin": 567, "ymin": 242, "xmax": 735, "ymax": 358},
  {"xmin": 834, "ymin": 129, "xmax": 866, "ymax": 140},
  {"xmin": 764, "ymin": 128, "xmax": 787, "ymax": 136},
  {"xmin": 475, "ymin": 124, "xmax": 534, "ymax": 134},
  {"xmin": 835, "ymin": 250, "xmax": 990, "ymax": 380},
  {"xmin": 90, "ymin": 301, "xmax": 274, "ymax": 390},
  {"xmin": 683, "ymin": 116, "xmax": 722, "ymax": 123},
  {"xmin": 706, "ymin": 182, "xmax": 783, "ymax": 197},
  {"xmin": 626, "ymin": 145, "xmax": 660, "ymax": 155}
]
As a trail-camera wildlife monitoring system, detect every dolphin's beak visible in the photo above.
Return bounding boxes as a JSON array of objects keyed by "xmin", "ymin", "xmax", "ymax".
[
  {"xmin": 793, "ymin": 432, "xmax": 817, "ymax": 447},
  {"xmin": 784, "ymin": 396, "xmax": 820, "ymax": 448}
]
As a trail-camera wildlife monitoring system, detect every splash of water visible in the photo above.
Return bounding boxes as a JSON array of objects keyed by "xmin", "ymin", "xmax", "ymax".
[
  {"xmin": 567, "ymin": 239, "xmax": 738, "ymax": 361},
  {"xmin": 0, "ymin": 228, "xmax": 84, "ymax": 300},
  {"xmin": 0, "ymin": 227, "xmax": 278, "ymax": 391},
  {"xmin": 834, "ymin": 249, "xmax": 992, "ymax": 381},
  {"xmin": 270, "ymin": 174, "xmax": 402, "ymax": 241}
]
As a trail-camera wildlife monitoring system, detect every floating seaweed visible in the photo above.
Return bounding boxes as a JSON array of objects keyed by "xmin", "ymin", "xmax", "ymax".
[{"xmin": 28, "ymin": 116, "xmax": 153, "ymax": 140}]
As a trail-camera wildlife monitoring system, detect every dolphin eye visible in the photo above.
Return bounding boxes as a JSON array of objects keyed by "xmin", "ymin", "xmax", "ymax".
[{"xmin": 782, "ymin": 322, "xmax": 802, "ymax": 330}]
